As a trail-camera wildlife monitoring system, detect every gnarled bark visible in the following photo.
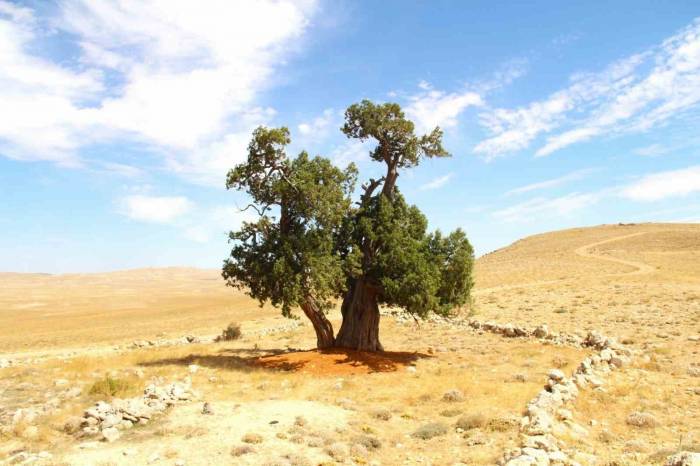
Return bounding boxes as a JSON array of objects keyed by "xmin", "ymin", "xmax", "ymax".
[
  {"xmin": 334, "ymin": 279, "xmax": 383, "ymax": 351},
  {"xmin": 300, "ymin": 298, "xmax": 335, "ymax": 349}
]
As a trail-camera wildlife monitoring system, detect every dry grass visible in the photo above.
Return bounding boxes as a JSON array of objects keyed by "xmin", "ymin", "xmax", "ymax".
[{"xmin": 2, "ymin": 222, "xmax": 699, "ymax": 464}]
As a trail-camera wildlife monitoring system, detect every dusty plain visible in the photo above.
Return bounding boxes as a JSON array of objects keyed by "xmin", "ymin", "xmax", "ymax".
[{"xmin": 0, "ymin": 222, "xmax": 699, "ymax": 465}]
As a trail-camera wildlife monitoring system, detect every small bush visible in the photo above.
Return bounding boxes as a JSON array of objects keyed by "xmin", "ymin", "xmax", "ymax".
[
  {"xmin": 353, "ymin": 434, "xmax": 381, "ymax": 450},
  {"xmin": 242, "ymin": 432, "xmax": 264, "ymax": 444},
  {"xmin": 88, "ymin": 376, "xmax": 133, "ymax": 397},
  {"xmin": 442, "ymin": 389, "xmax": 464, "ymax": 402},
  {"xmin": 217, "ymin": 322, "xmax": 242, "ymax": 341},
  {"xmin": 231, "ymin": 445, "xmax": 255, "ymax": 456},
  {"xmin": 411, "ymin": 422, "xmax": 448, "ymax": 440},
  {"xmin": 372, "ymin": 408, "xmax": 392, "ymax": 421},
  {"xmin": 626, "ymin": 411, "xmax": 658, "ymax": 428},
  {"xmin": 486, "ymin": 416, "xmax": 519, "ymax": 432},
  {"xmin": 439, "ymin": 408, "xmax": 463, "ymax": 417},
  {"xmin": 455, "ymin": 413, "xmax": 486, "ymax": 430}
]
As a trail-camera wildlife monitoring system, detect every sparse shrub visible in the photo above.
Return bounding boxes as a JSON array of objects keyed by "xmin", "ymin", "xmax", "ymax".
[
  {"xmin": 242, "ymin": 432, "xmax": 264, "ymax": 444},
  {"xmin": 294, "ymin": 415, "xmax": 307, "ymax": 426},
  {"xmin": 350, "ymin": 443, "xmax": 369, "ymax": 458},
  {"xmin": 282, "ymin": 453, "xmax": 311, "ymax": 466},
  {"xmin": 372, "ymin": 408, "xmax": 392, "ymax": 421},
  {"xmin": 439, "ymin": 408, "xmax": 462, "ymax": 417},
  {"xmin": 353, "ymin": 434, "xmax": 381, "ymax": 450},
  {"xmin": 88, "ymin": 376, "xmax": 133, "ymax": 397},
  {"xmin": 455, "ymin": 413, "xmax": 486, "ymax": 430},
  {"xmin": 623, "ymin": 440, "xmax": 648, "ymax": 453},
  {"xmin": 325, "ymin": 442, "xmax": 348, "ymax": 459},
  {"xmin": 598, "ymin": 429, "xmax": 616, "ymax": 443},
  {"xmin": 486, "ymin": 416, "xmax": 518, "ymax": 432},
  {"xmin": 552, "ymin": 356, "xmax": 568, "ymax": 369},
  {"xmin": 216, "ymin": 322, "xmax": 242, "ymax": 342},
  {"xmin": 626, "ymin": 411, "xmax": 658, "ymax": 428},
  {"xmin": 231, "ymin": 445, "xmax": 255, "ymax": 456},
  {"xmin": 411, "ymin": 422, "xmax": 448, "ymax": 440},
  {"xmin": 442, "ymin": 389, "xmax": 464, "ymax": 402},
  {"xmin": 307, "ymin": 436, "xmax": 324, "ymax": 447}
]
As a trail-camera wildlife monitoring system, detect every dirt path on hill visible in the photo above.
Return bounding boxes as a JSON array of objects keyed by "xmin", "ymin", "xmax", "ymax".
[
  {"xmin": 573, "ymin": 232, "xmax": 656, "ymax": 276},
  {"xmin": 475, "ymin": 231, "xmax": 659, "ymax": 295}
]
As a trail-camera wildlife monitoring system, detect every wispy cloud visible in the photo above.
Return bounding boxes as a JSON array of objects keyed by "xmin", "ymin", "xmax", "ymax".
[
  {"xmin": 119, "ymin": 195, "xmax": 193, "ymax": 224},
  {"xmin": 493, "ymin": 192, "xmax": 603, "ymax": 223},
  {"xmin": 420, "ymin": 173, "xmax": 454, "ymax": 191},
  {"xmin": 475, "ymin": 18, "xmax": 700, "ymax": 159},
  {"xmin": 405, "ymin": 82, "xmax": 483, "ymax": 133},
  {"xmin": 504, "ymin": 168, "xmax": 596, "ymax": 196},
  {"xmin": 621, "ymin": 165, "xmax": 700, "ymax": 201},
  {"xmin": 297, "ymin": 108, "xmax": 337, "ymax": 139},
  {"xmin": 633, "ymin": 143, "xmax": 670, "ymax": 157},
  {"xmin": 0, "ymin": 0, "xmax": 317, "ymax": 184}
]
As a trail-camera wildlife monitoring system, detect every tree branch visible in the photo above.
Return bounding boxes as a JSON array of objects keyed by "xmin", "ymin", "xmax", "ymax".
[{"xmin": 359, "ymin": 176, "xmax": 385, "ymax": 206}]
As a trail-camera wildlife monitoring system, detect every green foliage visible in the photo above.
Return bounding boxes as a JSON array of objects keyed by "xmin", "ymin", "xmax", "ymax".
[
  {"xmin": 342, "ymin": 100, "xmax": 449, "ymax": 169},
  {"xmin": 223, "ymin": 100, "xmax": 475, "ymax": 330}
]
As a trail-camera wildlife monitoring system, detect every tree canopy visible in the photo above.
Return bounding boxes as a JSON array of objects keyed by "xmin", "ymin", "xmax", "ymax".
[{"xmin": 223, "ymin": 100, "xmax": 474, "ymax": 351}]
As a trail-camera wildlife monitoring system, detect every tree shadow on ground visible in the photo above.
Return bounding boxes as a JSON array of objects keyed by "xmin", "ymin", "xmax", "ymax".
[
  {"xmin": 138, "ymin": 347, "xmax": 293, "ymax": 373},
  {"xmin": 252, "ymin": 348, "xmax": 432, "ymax": 375},
  {"xmin": 139, "ymin": 346, "xmax": 431, "ymax": 375}
]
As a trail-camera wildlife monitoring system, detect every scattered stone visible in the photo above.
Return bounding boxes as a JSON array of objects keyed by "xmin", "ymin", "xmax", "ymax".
[
  {"xmin": 101, "ymin": 426, "xmax": 121, "ymax": 442},
  {"xmin": 188, "ymin": 364, "xmax": 199, "ymax": 374},
  {"xmin": 201, "ymin": 402, "xmax": 213, "ymax": 415},
  {"xmin": 665, "ymin": 451, "xmax": 700, "ymax": 466}
]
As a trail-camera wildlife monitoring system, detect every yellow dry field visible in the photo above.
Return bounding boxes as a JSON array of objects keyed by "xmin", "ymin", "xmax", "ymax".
[
  {"xmin": 474, "ymin": 222, "xmax": 700, "ymax": 462},
  {"xmin": 0, "ymin": 268, "xmax": 281, "ymax": 354},
  {"xmin": 1, "ymin": 222, "xmax": 699, "ymax": 465}
]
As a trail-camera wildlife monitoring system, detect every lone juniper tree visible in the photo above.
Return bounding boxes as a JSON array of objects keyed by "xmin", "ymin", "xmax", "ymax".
[{"xmin": 223, "ymin": 100, "xmax": 474, "ymax": 351}]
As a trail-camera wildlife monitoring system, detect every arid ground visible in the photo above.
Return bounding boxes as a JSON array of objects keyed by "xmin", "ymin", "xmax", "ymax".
[{"xmin": 1, "ymin": 223, "xmax": 698, "ymax": 465}]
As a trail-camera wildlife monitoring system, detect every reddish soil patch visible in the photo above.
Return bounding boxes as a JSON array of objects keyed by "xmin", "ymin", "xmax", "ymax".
[{"xmin": 251, "ymin": 348, "xmax": 429, "ymax": 375}]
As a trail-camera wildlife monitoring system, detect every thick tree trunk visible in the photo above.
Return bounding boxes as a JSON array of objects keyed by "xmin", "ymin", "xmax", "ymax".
[
  {"xmin": 334, "ymin": 279, "xmax": 383, "ymax": 351},
  {"xmin": 300, "ymin": 298, "xmax": 335, "ymax": 349}
]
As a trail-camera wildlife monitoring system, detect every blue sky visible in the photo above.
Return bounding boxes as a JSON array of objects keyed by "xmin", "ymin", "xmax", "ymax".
[{"xmin": 1, "ymin": 1, "xmax": 699, "ymax": 273}]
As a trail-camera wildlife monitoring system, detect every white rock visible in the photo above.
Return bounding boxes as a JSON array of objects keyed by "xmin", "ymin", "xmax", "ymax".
[
  {"xmin": 665, "ymin": 451, "xmax": 700, "ymax": 466},
  {"xmin": 102, "ymin": 426, "xmax": 121, "ymax": 442},
  {"xmin": 188, "ymin": 364, "xmax": 199, "ymax": 374}
]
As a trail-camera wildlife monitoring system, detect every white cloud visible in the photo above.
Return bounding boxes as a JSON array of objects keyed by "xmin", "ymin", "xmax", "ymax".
[
  {"xmin": 182, "ymin": 205, "xmax": 257, "ymax": 243},
  {"xmin": 419, "ymin": 173, "xmax": 454, "ymax": 191},
  {"xmin": 0, "ymin": 1, "xmax": 317, "ymax": 183},
  {"xmin": 493, "ymin": 192, "xmax": 602, "ymax": 223},
  {"xmin": 621, "ymin": 165, "xmax": 700, "ymax": 201},
  {"xmin": 120, "ymin": 195, "xmax": 193, "ymax": 223},
  {"xmin": 98, "ymin": 162, "xmax": 144, "ymax": 178},
  {"xmin": 633, "ymin": 143, "xmax": 670, "ymax": 157},
  {"xmin": 405, "ymin": 83, "xmax": 482, "ymax": 133},
  {"xmin": 476, "ymin": 18, "xmax": 700, "ymax": 159},
  {"xmin": 297, "ymin": 108, "xmax": 337, "ymax": 138},
  {"xmin": 329, "ymin": 140, "xmax": 372, "ymax": 166},
  {"xmin": 504, "ymin": 168, "xmax": 596, "ymax": 196}
]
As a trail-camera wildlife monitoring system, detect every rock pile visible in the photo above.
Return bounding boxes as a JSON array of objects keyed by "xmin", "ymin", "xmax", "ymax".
[
  {"xmin": 0, "ymin": 358, "xmax": 13, "ymax": 369},
  {"xmin": 500, "ymin": 332, "xmax": 632, "ymax": 466},
  {"xmin": 384, "ymin": 311, "xmax": 638, "ymax": 465},
  {"xmin": 77, "ymin": 378, "xmax": 196, "ymax": 442},
  {"xmin": 131, "ymin": 334, "xmax": 206, "ymax": 349}
]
